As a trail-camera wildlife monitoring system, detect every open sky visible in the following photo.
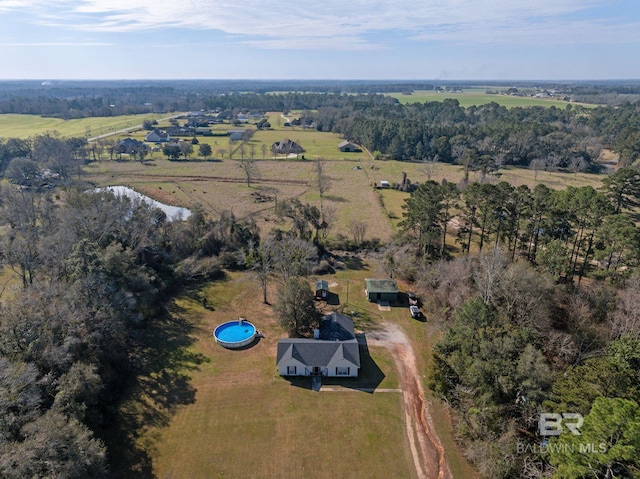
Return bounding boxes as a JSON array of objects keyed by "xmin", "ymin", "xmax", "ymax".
[{"xmin": 0, "ymin": 0, "xmax": 639, "ymax": 80}]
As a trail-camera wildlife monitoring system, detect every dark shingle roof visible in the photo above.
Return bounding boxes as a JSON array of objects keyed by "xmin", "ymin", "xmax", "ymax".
[
  {"xmin": 319, "ymin": 312, "xmax": 355, "ymax": 341},
  {"xmin": 276, "ymin": 340, "xmax": 360, "ymax": 368}
]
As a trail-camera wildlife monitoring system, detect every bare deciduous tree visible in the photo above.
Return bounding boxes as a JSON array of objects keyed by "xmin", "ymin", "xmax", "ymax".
[
  {"xmin": 238, "ymin": 157, "xmax": 260, "ymax": 187},
  {"xmin": 348, "ymin": 220, "xmax": 367, "ymax": 245},
  {"xmin": 473, "ymin": 246, "xmax": 509, "ymax": 306}
]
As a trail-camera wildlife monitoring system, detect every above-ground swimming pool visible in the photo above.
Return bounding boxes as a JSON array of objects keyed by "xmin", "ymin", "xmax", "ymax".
[{"xmin": 213, "ymin": 319, "xmax": 257, "ymax": 349}]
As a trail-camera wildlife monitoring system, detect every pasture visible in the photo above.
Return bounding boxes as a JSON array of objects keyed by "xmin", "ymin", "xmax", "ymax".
[
  {"xmin": 387, "ymin": 89, "xmax": 592, "ymax": 109},
  {"xmin": 85, "ymin": 153, "xmax": 395, "ymax": 242},
  {"xmin": 85, "ymin": 122, "xmax": 605, "ymax": 244},
  {"xmin": 0, "ymin": 113, "xmax": 169, "ymax": 139}
]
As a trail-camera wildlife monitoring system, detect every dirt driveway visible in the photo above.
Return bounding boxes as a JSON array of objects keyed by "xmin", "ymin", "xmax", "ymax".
[{"xmin": 369, "ymin": 323, "xmax": 452, "ymax": 479}]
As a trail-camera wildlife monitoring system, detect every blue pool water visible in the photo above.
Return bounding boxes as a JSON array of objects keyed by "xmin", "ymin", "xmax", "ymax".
[{"xmin": 214, "ymin": 320, "xmax": 256, "ymax": 343}]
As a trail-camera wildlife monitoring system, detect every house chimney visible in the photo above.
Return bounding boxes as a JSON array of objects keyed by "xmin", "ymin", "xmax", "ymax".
[{"xmin": 313, "ymin": 328, "xmax": 320, "ymax": 340}]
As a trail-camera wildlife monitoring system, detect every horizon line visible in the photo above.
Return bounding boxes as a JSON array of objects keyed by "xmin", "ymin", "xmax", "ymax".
[{"xmin": 1, "ymin": 78, "xmax": 640, "ymax": 83}]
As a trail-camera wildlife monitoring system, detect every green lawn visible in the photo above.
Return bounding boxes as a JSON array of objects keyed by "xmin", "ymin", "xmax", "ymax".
[
  {"xmin": 107, "ymin": 246, "xmax": 480, "ymax": 479},
  {"xmin": 0, "ymin": 113, "xmax": 171, "ymax": 139},
  {"xmin": 250, "ymin": 127, "xmax": 370, "ymax": 161},
  {"xmin": 124, "ymin": 270, "xmax": 419, "ymax": 479},
  {"xmin": 387, "ymin": 90, "xmax": 595, "ymax": 109}
]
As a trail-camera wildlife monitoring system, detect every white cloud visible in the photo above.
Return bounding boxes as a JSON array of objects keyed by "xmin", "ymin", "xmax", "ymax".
[{"xmin": 0, "ymin": 0, "xmax": 637, "ymax": 49}]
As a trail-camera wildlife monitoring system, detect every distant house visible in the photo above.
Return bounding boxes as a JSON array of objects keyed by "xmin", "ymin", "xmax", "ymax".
[
  {"xmin": 116, "ymin": 137, "xmax": 145, "ymax": 154},
  {"xmin": 145, "ymin": 129, "xmax": 170, "ymax": 143},
  {"xmin": 166, "ymin": 125, "xmax": 195, "ymax": 137},
  {"xmin": 186, "ymin": 117, "xmax": 216, "ymax": 128},
  {"xmin": 338, "ymin": 140, "xmax": 362, "ymax": 153},
  {"xmin": 195, "ymin": 127, "xmax": 212, "ymax": 136},
  {"xmin": 364, "ymin": 278, "xmax": 399, "ymax": 302},
  {"xmin": 315, "ymin": 279, "xmax": 329, "ymax": 300},
  {"xmin": 227, "ymin": 129, "xmax": 246, "ymax": 141},
  {"xmin": 271, "ymin": 139, "xmax": 304, "ymax": 155},
  {"xmin": 276, "ymin": 312, "xmax": 360, "ymax": 378}
]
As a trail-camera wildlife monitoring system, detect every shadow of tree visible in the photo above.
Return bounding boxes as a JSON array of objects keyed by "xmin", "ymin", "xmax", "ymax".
[
  {"xmin": 340, "ymin": 255, "xmax": 367, "ymax": 271},
  {"xmin": 102, "ymin": 302, "xmax": 209, "ymax": 479},
  {"xmin": 326, "ymin": 292, "xmax": 340, "ymax": 305}
]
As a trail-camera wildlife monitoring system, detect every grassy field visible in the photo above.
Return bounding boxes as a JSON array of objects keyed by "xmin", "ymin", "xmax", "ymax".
[
  {"xmin": 121, "ymin": 269, "xmax": 410, "ymax": 479},
  {"xmin": 84, "ymin": 150, "xmax": 395, "ymax": 241},
  {"xmin": 0, "ymin": 113, "xmax": 171, "ymax": 139},
  {"xmin": 387, "ymin": 89, "xmax": 594, "ymax": 109},
  {"xmin": 112, "ymin": 255, "xmax": 477, "ymax": 479},
  {"xmin": 84, "ymin": 139, "xmax": 605, "ymax": 244}
]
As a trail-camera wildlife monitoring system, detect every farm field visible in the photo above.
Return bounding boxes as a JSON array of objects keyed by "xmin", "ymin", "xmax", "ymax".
[
  {"xmin": 0, "ymin": 113, "xmax": 171, "ymax": 139},
  {"xmin": 79, "ymin": 106, "xmax": 607, "ymax": 243},
  {"xmin": 84, "ymin": 153, "xmax": 394, "ymax": 241},
  {"xmin": 84, "ymin": 141, "xmax": 605, "ymax": 244},
  {"xmin": 387, "ymin": 89, "xmax": 595, "ymax": 108}
]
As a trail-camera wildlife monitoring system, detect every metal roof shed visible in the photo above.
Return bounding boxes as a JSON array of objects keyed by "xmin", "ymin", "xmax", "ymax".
[{"xmin": 364, "ymin": 278, "xmax": 399, "ymax": 302}]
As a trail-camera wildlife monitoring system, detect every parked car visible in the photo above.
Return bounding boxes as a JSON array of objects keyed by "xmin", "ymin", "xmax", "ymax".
[
  {"xmin": 407, "ymin": 292, "xmax": 418, "ymax": 306},
  {"xmin": 409, "ymin": 305, "xmax": 421, "ymax": 319}
]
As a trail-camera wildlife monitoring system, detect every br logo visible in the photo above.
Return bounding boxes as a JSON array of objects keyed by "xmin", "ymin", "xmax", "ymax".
[{"xmin": 539, "ymin": 413, "xmax": 583, "ymax": 436}]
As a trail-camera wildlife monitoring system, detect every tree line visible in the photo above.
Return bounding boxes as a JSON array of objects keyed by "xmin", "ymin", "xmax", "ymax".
[
  {"xmin": 307, "ymin": 99, "xmax": 640, "ymax": 171},
  {"xmin": 392, "ymin": 172, "xmax": 640, "ymax": 477},
  {"xmin": 393, "ymin": 167, "xmax": 640, "ymax": 284}
]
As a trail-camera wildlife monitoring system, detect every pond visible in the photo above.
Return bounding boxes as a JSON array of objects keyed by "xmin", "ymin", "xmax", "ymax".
[{"xmin": 97, "ymin": 186, "xmax": 192, "ymax": 221}]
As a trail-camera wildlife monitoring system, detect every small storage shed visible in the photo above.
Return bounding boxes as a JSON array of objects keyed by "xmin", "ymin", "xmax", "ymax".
[
  {"xmin": 365, "ymin": 278, "xmax": 399, "ymax": 302},
  {"xmin": 338, "ymin": 140, "xmax": 362, "ymax": 152},
  {"xmin": 315, "ymin": 279, "xmax": 329, "ymax": 299}
]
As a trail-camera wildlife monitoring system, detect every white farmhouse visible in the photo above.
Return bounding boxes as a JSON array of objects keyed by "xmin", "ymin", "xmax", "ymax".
[{"xmin": 276, "ymin": 312, "xmax": 360, "ymax": 378}]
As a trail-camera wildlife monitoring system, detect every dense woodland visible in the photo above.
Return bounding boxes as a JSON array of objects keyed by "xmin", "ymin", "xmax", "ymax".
[
  {"xmin": 306, "ymin": 99, "xmax": 640, "ymax": 171},
  {"xmin": 0, "ymin": 183, "xmax": 263, "ymax": 477},
  {"xmin": 388, "ymin": 180, "xmax": 640, "ymax": 477},
  {"xmin": 1, "ymin": 84, "xmax": 640, "ymax": 478}
]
